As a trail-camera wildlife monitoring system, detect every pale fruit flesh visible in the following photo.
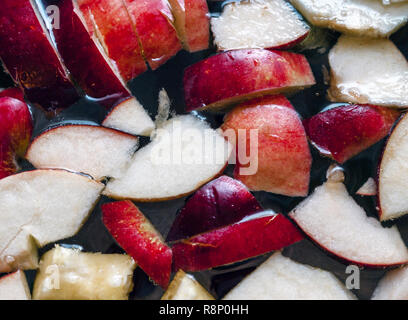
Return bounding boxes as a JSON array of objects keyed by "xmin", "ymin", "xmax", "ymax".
[
  {"xmin": 0, "ymin": 270, "xmax": 31, "ymax": 300},
  {"xmin": 372, "ymin": 265, "xmax": 408, "ymax": 300}
]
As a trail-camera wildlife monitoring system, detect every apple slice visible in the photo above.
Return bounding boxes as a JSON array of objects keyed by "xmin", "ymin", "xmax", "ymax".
[
  {"xmin": 77, "ymin": 0, "xmax": 147, "ymax": 82},
  {"xmin": 0, "ymin": 0, "xmax": 78, "ymax": 114},
  {"xmin": 0, "ymin": 270, "xmax": 31, "ymax": 300},
  {"xmin": 357, "ymin": 178, "xmax": 377, "ymax": 196},
  {"xmin": 211, "ymin": 0, "xmax": 309, "ymax": 51},
  {"xmin": 0, "ymin": 88, "xmax": 25, "ymax": 102},
  {"xmin": 184, "ymin": 49, "xmax": 315, "ymax": 112},
  {"xmin": 0, "ymin": 169, "xmax": 104, "ymax": 273},
  {"xmin": 289, "ymin": 171, "xmax": 408, "ymax": 267},
  {"xmin": 161, "ymin": 270, "xmax": 214, "ymax": 300},
  {"xmin": 168, "ymin": 0, "xmax": 210, "ymax": 52},
  {"xmin": 223, "ymin": 252, "xmax": 356, "ymax": 300},
  {"xmin": 102, "ymin": 201, "xmax": 172, "ymax": 288},
  {"xmin": 172, "ymin": 211, "xmax": 304, "ymax": 272},
  {"xmin": 167, "ymin": 175, "xmax": 262, "ymax": 242},
  {"xmin": 371, "ymin": 265, "xmax": 408, "ymax": 300},
  {"xmin": 328, "ymin": 36, "xmax": 408, "ymax": 108},
  {"xmin": 102, "ymin": 97, "xmax": 155, "ymax": 137},
  {"xmin": 33, "ymin": 245, "xmax": 136, "ymax": 300},
  {"xmin": 26, "ymin": 125, "xmax": 139, "ymax": 181},
  {"xmin": 222, "ymin": 95, "xmax": 312, "ymax": 197},
  {"xmin": 103, "ymin": 115, "xmax": 232, "ymax": 201},
  {"xmin": 290, "ymin": 0, "xmax": 408, "ymax": 38},
  {"xmin": 303, "ymin": 104, "xmax": 400, "ymax": 163},
  {"xmin": 123, "ymin": 0, "xmax": 182, "ymax": 70},
  {"xmin": 0, "ymin": 97, "xmax": 33, "ymax": 179}
]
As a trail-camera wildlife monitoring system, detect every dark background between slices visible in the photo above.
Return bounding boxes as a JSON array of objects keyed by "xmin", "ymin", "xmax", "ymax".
[{"xmin": 0, "ymin": 0, "xmax": 407, "ymax": 300}]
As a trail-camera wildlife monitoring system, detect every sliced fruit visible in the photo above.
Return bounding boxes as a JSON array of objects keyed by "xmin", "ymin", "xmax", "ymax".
[
  {"xmin": 290, "ymin": 0, "xmax": 408, "ymax": 38},
  {"xmin": 223, "ymin": 252, "xmax": 356, "ymax": 300},
  {"xmin": 0, "ymin": 88, "xmax": 25, "ymax": 102},
  {"xmin": 161, "ymin": 270, "xmax": 214, "ymax": 300},
  {"xmin": 211, "ymin": 0, "xmax": 309, "ymax": 51},
  {"xmin": 172, "ymin": 211, "xmax": 304, "ymax": 272},
  {"xmin": 32, "ymin": 245, "xmax": 136, "ymax": 300},
  {"xmin": 328, "ymin": 36, "xmax": 408, "ymax": 108},
  {"xmin": 222, "ymin": 95, "xmax": 312, "ymax": 197},
  {"xmin": 303, "ymin": 104, "xmax": 400, "ymax": 163},
  {"xmin": 26, "ymin": 125, "xmax": 139, "ymax": 181},
  {"xmin": 102, "ymin": 201, "xmax": 172, "ymax": 288},
  {"xmin": 103, "ymin": 115, "xmax": 232, "ymax": 201},
  {"xmin": 371, "ymin": 265, "xmax": 408, "ymax": 300},
  {"xmin": 0, "ymin": 270, "xmax": 31, "ymax": 300},
  {"xmin": 102, "ymin": 97, "xmax": 155, "ymax": 137},
  {"xmin": 357, "ymin": 178, "xmax": 377, "ymax": 196},
  {"xmin": 184, "ymin": 49, "xmax": 315, "ymax": 112},
  {"xmin": 0, "ymin": 169, "xmax": 103, "ymax": 273}
]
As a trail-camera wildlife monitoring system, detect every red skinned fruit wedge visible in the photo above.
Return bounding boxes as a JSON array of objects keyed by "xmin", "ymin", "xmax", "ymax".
[
  {"xmin": 102, "ymin": 201, "xmax": 172, "ymax": 288},
  {"xmin": 184, "ymin": 49, "xmax": 315, "ymax": 112},
  {"xmin": 172, "ymin": 211, "xmax": 304, "ymax": 272},
  {"xmin": 222, "ymin": 95, "xmax": 312, "ymax": 197},
  {"xmin": 0, "ymin": 88, "xmax": 24, "ymax": 102},
  {"xmin": 303, "ymin": 104, "xmax": 400, "ymax": 163},
  {"xmin": 0, "ymin": 0, "xmax": 78, "ymax": 114},
  {"xmin": 167, "ymin": 175, "xmax": 262, "ymax": 242}
]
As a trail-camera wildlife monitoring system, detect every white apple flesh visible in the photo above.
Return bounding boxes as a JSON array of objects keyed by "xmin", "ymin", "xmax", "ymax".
[
  {"xmin": 0, "ymin": 270, "xmax": 31, "ymax": 300},
  {"xmin": 372, "ymin": 265, "xmax": 408, "ymax": 300}
]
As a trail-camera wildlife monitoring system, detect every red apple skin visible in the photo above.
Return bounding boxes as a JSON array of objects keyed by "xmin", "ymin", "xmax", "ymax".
[
  {"xmin": 172, "ymin": 212, "xmax": 304, "ymax": 272},
  {"xmin": 77, "ymin": 0, "xmax": 147, "ymax": 82},
  {"xmin": 102, "ymin": 200, "xmax": 172, "ymax": 289},
  {"xmin": 0, "ymin": 88, "xmax": 25, "ymax": 102},
  {"xmin": 166, "ymin": 175, "xmax": 263, "ymax": 242},
  {"xmin": 303, "ymin": 105, "xmax": 400, "ymax": 164},
  {"xmin": 54, "ymin": 0, "xmax": 130, "ymax": 109},
  {"xmin": 0, "ymin": 97, "xmax": 33, "ymax": 179},
  {"xmin": 185, "ymin": 0, "xmax": 210, "ymax": 52},
  {"xmin": 0, "ymin": 0, "xmax": 79, "ymax": 115},
  {"xmin": 183, "ymin": 49, "xmax": 315, "ymax": 112},
  {"xmin": 221, "ymin": 95, "xmax": 312, "ymax": 197},
  {"xmin": 123, "ymin": 0, "xmax": 182, "ymax": 70}
]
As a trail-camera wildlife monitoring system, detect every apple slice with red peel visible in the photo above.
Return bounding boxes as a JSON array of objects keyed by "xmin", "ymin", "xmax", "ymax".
[
  {"xmin": 123, "ymin": 0, "xmax": 182, "ymax": 70},
  {"xmin": 26, "ymin": 125, "xmax": 139, "ymax": 181},
  {"xmin": 184, "ymin": 49, "xmax": 315, "ymax": 112},
  {"xmin": 357, "ymin": 178, "xmax": 377, "ymax": 196},
  {"xmin": 103, "ymin": 115, "xmax": 232, "ymax": 201},
  {"xmin": 102, "ymin": 97, "xmax": 155, "ymax": 137},
  {"xmin": 211, "ymin": 0, "xmax": 309, "ymax": 51},
  {"xmin": 172, "ymin": 211, "xmax": 304, "ymax": 272},
  {"xmin": 371, "ymin": 265, "xmax": 408, "ymax": 300},
  {"xmin": 0, "ymin": 270, "xmax": 31, "ymax": 300},
  {"xmin": 223, "ymin": 252, "xmax": 356, "ymax": 300},
  {"xmin": 0, "ymin": 0, "xmax": 78, "ymax": 114},
  {"xmin": 102, "ymin": 200, "xmax": 172, "ymax": 289},
  {"xmin": 222, "ymin": 95, "xmax": 312, "ymax": 197},
  {"xmin": 328, "ymin": 36, "xmax": 408, "ymax": 108},
  {"xmin": 303, "ymin": 104, "xmax": 400, "ymax": 164},
  {"xmin": 0, "ymin": 88, "xmax": 24, "ymax": 102},
  {"xmin": 289, "ymin": 171, "xmax": 408, "ymax": 267},
  {"xmin": 167, "ymin": 175, "xmax": 262, "ymax": 242}
]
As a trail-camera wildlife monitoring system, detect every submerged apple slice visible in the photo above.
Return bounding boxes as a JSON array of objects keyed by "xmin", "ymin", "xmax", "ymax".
[
  {"xmin": 371, "ymin": 265, "xmax": 408, "ymax": 300},
  {"xmin": 211, "ymin": 0, "xmax": 309, "ymax": 51},
  {"xmin": 328, "ymin": 36, "xmax": 408, "ymax": 108},
  {"xmin": 0, "ymin": 270, "xmax": 31, "ymax": 300},
  {"xmin": 184, "ymin": 49, "xmax": 315, "ymax": 112},
  {"xmin": 172, "ymin": 211, "xmax": 304, "ymax": 272},
  {"xmin": 0, "ymin": 169, "xmax": 103, "ymax": 273},
  {"xmin": 223, "ymin": 252, "xmax": 356, "ymax": 300},
  {"xmin": 102, "ymin": 201, "xmax": 172, "ymax": 288},
  {"xmin": 103, "ymin": 115, "xmax": 232, "ymax": 201}
]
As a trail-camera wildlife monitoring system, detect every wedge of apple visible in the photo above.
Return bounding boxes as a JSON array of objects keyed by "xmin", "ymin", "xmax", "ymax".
[
  {"xmin": 223, "ymin": 252, "xmax": 356, "ymax": 300},
  {"xmin": 357, "ymin": 178, "xmax": 377, "ymax": 197},
  {"xmin": 0, "ymin": 169, "xmax": 103, "ymax": 273},
  {"xmin": 328, "ymin": 36, "xmax": 408, "ymax": 108},
  {"xmin": 33, "ymin": 245, "xmax": 136, "ymax": 300},
  {"xmin": 211, "ymin": 0, "xmax": 309, "ymax": 51},
  {"xmin": 26, "ymin": 125, "xmax": 139, "ymax": 181},
  {"xmin": 0, "ymin": 0, "xmax": 78, "ymax": 114},
  {"xmin": 0, "ymin": 88, "xmax": 24, "ymax": 102},
  {"xmin": 290, "ymin": 0, "xmax": 408, "ymax": 38},
  {"xmin": 102, "ymin": 97, "xmax": 155, "ymax": 137},
  {"xmin": 303, "ymin": 104, "xmax": 400, "ymax": 163},
  {"xmin": 103, "ymin": 115, "xmax": 232, "ymax": 201},
  {"xmin": 172, "ymin": 211, "xmax": 304, "ymax": 272},
  {"xmin": 167, "ymin": 175, "xmax": 262, "ymax": 242},
  {"xmin": 184, "ymin": 49, "xmax": 315, "ymax": 112},
  {"xmin": 222, "ymin": 95, "xmax": 312, "ymax": 197},
  {"xmin": 161, "ymin": 270, "xmax": 214, "ymax": 300},
  {"xmin": 0, "ymin": 270, "xmax": 31, "ymax": 300},
  {"xmin": 289, "ymin": 171, "xmax": 408, "ymax": 267},
  {"xmin": 371, "ymin": 265, "xmax": 408, "ymax": 300},
  {"xmin": 102, "ymin": 201, "xmax": 172, "ymax": 288}
]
